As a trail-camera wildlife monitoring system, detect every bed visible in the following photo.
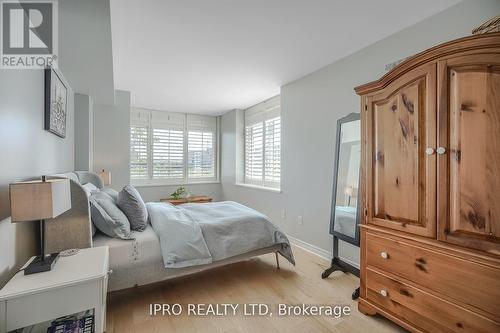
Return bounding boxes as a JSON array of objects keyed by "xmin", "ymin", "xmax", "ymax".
[
  {"xmin": 333, "ymin": 206, "xmax": 357, "ymax": 238},
  {"xmin": 93, "ymin": 227, "xmax": 283, "ymax": 291},
  {"xmin": 46, "ymin": 172, "xmax": 294, "ymax": 292}
]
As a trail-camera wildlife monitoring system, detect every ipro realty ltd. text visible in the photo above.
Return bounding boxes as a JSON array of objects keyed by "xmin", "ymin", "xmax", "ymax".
[{"xmin": 150, "ymin": 303, "xmax": 351, "ymax": 318}]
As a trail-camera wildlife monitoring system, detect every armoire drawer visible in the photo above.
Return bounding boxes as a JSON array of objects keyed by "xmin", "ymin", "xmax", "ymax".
[
  {"xmin": 366, "ymin": 268, "xmax": 500, "ymax": 333},
  {"xmin": 366, "ymin": 232, "xmax": 500, "ymax": 320}
]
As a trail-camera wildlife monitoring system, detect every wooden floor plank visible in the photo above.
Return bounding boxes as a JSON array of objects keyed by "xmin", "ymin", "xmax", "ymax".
[{"xmin": 107, "ymin": 245, "xmax": 406, "ymax": 333}]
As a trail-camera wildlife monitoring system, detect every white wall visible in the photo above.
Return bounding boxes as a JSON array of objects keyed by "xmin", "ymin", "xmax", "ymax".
[
  {"xmin": 93, "ymin": 90, "xmax": 131, "ymax": 190},
  {"xmin": 0, "ymin": 70, "xmax": 75, "ymax": 288},
  {"xmin": 221, "ymin": 0, "xmax": 500, "ymax": 265}
]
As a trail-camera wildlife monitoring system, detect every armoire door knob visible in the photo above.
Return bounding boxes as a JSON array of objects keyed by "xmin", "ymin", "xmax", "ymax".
[
  {"xmin": 436, "ymin": 147, "xmax": 446, "ymax": 155},
  {"xmin": 425, "ymin": 148, "xmax": 435, "ymax": 155},
  {"xmin": 380, "ymin": 251, "xmax": 388, "ymax": 259},
  {"xmin": 380, "ymin": 289, "xmax": 388, "ymax": 297}
]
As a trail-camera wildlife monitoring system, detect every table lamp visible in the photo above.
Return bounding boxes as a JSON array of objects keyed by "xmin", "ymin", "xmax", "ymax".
[
  {"xmin": 344, "ymin": 186, "xmax": 353, "ymax": 206},
  {"xmin": 97, "ymin": 169, "xmax": 111, "ymax": 186},
  {"xmin": 9, "ymin": 176, "xmax": 71, "ymax": 275}
]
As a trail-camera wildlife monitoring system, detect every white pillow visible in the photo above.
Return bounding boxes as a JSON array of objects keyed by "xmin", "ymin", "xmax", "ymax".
[{"xmin": 82, "ymin": 183, "xmax": 99, "ymax": 197}]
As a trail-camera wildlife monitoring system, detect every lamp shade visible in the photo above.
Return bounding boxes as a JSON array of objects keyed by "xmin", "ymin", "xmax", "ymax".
[
  {"xmin": 97, "ymin": 169, "xmax": 111, "ymax": 186},
  {"xmin": 344, "ymin": 186, "xmax": 353, "ymax": 196},
  {"xmin": 9, "ymin": 178, "xmax": 71, "ymax": 222}
]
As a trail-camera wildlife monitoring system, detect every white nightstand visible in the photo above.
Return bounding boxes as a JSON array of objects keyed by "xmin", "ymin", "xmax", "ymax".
[{"xmin": 0, "ymin": 246, "xmax": 110, "ymax": 333}]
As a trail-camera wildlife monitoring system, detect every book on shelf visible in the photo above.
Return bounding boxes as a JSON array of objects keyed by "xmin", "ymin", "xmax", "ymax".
[{"xmin": 46, "ymin": 310, "xmax": 94, "ymax": 333}]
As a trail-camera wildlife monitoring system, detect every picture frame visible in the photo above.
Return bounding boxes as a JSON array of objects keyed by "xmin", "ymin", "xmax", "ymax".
[{"xmin": 44, "ymin": 67, "xmax": 69, "ymax": 138}]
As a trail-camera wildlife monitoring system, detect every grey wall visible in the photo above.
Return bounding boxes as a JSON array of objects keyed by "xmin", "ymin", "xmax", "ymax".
[
  {"xmin": 220, "ymin": 0, "xmax": 500, "ymax": 265},
  {"xmin": 59, "ymin": 0, "xmax": 115, "ymax": 105},
  {"xmin": 74, "ymin": 93, "xmax": 93, "ymax": 171},
  {"xmin": 0, "ymin": 70, "xmax": 75, "ymax": 288},
  {"xmin": 93, "ymin": 90, "xmax": 131, "ymax": 190}
]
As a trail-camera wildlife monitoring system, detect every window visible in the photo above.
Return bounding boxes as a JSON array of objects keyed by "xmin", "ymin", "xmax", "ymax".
[
  {"xmin": 152, "ymin": 128, "xmax": 184, "ymax": 179},
  {"xmin": 187, "ymin": 115, "xmax": 217, "ymax": 181},
  {"xmin": 130, "ymin": 126, "xmax": 149, "ymax": 180},
  {"xmin": 244, "ymin": 95, "xmax": 281, "ymax": 189},
  {"xmin": 130, "ymin": 109, "xmax": 218, "ymax": 185},
  {"xmin": 130, "ymin": 111, "xmax": 149, "ymax": 180}
]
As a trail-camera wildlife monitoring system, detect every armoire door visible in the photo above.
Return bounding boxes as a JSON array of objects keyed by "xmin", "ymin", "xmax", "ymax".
[
  {"xmin": 438, "ymin": 54, "xmax": 500, "ymax": 255},
  {"xmin": 365, "ymin": 63, "xmax": 436, "ymax": 237}
]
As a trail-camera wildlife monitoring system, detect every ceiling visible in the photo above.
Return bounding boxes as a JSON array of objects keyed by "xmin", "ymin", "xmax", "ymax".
[{"xmin": 110, "ymin": 0, "xmax": 460, "ymax": 115}]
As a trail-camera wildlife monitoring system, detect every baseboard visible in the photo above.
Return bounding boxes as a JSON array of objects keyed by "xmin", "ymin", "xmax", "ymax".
[
  {"xmin": 287, "ymin": 235, "xmax": 360, "ymax": 269},
  {"xmin": 338, "ymin": 255, "xmax": 359, "ymax": 269},
  {"xmin": 287, "ymin": 235, "xmax": 332, "ymax": 261}
]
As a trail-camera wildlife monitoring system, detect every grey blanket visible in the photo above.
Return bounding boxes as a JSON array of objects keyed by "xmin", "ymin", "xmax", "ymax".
[{"xmin": 146, "ymin": 201, "xmax": 295, "ymax": 268}]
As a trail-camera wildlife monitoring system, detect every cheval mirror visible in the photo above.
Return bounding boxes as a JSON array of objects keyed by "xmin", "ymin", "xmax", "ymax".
[{"xmin": 321, "ymin": 113, "xmax": 361, "ymax": 300}]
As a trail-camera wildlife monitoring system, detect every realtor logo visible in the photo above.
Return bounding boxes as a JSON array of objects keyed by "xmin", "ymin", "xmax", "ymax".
[{"xmin": 1, "ymin": 0, "xmax": 58, "ymax": 69}]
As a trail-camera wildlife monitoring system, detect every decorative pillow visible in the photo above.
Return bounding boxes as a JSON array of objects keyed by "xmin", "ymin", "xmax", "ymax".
[
  {"xmin": 117, "ymin": 185, "xmax": 148, "ymax": 231},
  {"xmin": 90, "ymin": 192, "xmax": 134, "ymax": 239},
  {"xmin": 82, "ymin": 183, "xmax": 98, "ymax": 197},
  {"xmin": 102, "ymin": 187, "xmax": 119, "ymax": 203}
]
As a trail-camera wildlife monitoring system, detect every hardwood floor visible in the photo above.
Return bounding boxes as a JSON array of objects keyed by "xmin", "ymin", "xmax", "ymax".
[{"xmin": 106, "ymin": 245, "xmax": 406, "ymax": 333}]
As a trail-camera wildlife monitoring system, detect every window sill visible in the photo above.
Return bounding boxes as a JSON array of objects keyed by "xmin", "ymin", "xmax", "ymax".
[
  {"xmin": 132, "ymin": 181, "xmax": 220, "ymax": 188},
  {"xmin": 235, "ymin": 183, "xmax": 282, "ymax": 193}
]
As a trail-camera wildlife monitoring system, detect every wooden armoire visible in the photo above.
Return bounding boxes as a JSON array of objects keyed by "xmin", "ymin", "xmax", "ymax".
[{"xmin": 355, "ymin": 33, "xmax": 500, "ymax": 333}]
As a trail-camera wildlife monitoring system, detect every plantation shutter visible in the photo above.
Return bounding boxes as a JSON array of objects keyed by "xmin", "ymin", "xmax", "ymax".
[
  {"xmin": 130, "ymin": 110, "xmax": 149, "ymax": 180},
  {"xmin": 130, "ymin": 108, "xmax": 218, "ymax": 185},
  {"xmin": 264, "ymin": 116, "xmax": 281, "ymax": 188},
  {"xmin": 187, "ymin": 115, "xmax": 217, "ymax": 181},
  {"xmin": 244, "ymin": 95, "xmax": 281, "ymax": 189},
  {"xmin": 245, "ymin": 121, "xmax": 264, "ymax": 184},
  {"xmin": 151, "ymin": 111, "xmax": 185, "ymax": 181}
]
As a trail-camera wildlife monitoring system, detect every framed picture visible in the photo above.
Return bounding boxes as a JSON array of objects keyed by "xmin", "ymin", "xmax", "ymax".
[{"xmin": 44, "ymin": 67, "xmax": 68, "ymax": 138}]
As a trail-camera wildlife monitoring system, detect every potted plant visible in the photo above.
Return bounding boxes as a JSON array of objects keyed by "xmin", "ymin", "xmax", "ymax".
[{"xmin": 170, "ymin": 186, "xmax": 188, "ymax": 200}]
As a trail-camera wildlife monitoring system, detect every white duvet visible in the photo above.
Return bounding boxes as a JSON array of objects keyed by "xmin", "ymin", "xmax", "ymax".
[{"xmin": 146, "ymin": 201, "xmax": 295, "ymax": 268}]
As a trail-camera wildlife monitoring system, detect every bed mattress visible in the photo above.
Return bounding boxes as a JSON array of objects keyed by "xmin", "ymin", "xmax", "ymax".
[
  {"xmin": 93, "ymin": 225, "xmax": 162, "ymax": 267},
  {"xmin": 93, "ymin": 226, "xmax": 282, "ymax": 292}
]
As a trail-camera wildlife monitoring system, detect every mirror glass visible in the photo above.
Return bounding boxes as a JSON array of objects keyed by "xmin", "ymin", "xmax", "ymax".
[{"xmin": 333, "ymin": 119, "xmax": 360, "ymax": 239}]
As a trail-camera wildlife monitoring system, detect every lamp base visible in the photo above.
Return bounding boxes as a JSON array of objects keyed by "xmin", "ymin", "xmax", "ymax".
[{"xmin": 24, "ymin": 253, "xmax": 59, "ymax": 275}]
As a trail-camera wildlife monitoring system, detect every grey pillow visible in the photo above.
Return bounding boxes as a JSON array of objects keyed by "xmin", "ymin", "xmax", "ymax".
[
  {"xmin": 90, "ymin": 192, "xmax": 134, "ymax": 239},
  {"xmin": 117, "ymin": 185, "xmax": 148, "ymax": 231},
  {"xmin": 102, "ymin": 187, "xmax": 119, "ymax": 203}
]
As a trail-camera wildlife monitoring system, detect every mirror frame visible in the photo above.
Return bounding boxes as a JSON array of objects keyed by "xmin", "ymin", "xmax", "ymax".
[{"xmin": 329, "ymin": 112, "xmax": 361, "ymax": 246}]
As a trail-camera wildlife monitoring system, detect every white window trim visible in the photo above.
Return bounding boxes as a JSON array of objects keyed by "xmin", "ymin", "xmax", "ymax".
[
  {"xmin": 133, "ymin": 180, "xmax": 220, "ymax": 188},
  {"xmin": 235, "ymin": 182, "xmax": 282, "ymax": 193},
  {"xmin": 243, "ymin": 95, "xmax": 281, "ymax": 191},
  {"xmin": 130, "ymin": 109, "xmax": 220, "ymax": 187}
]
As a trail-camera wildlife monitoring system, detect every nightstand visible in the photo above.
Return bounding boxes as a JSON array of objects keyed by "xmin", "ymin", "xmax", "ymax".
[
  {"xmin": 160, "ymin": 195, "xmax": 213, "ymax": 205},
  {"xmin": 0, "ymin": 246, "xmax": 110, "ymax": 333}
]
